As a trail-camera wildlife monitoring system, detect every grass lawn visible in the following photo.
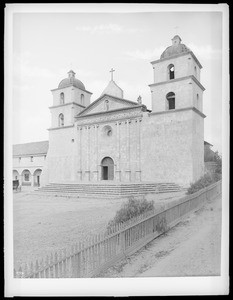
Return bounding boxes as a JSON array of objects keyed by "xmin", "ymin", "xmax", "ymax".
[{"xmin": 13, "ymin": 190, "xmax": 185, "ymax": 270}]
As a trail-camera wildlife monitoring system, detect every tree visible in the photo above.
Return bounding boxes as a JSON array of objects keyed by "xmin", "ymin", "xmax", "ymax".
[{"xmin": 214, "ymin": 151, "xmax": 222, "ymax": 176}]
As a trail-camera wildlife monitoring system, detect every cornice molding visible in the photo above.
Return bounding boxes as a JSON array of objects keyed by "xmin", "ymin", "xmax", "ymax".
[
  {"xmin": 150, "ymin": 51, "xmax": 202, "ymax": 69},
  {"xmin": 149, "ymin": 75, "xmax": 205, "ymax": 91},
  {"xmin": 75, "ymin": 114, "xmax": 143, "ymax": 127},
  {"xmin": 149, "ymin": 106, "xmax": 206, "ymax": 118},
  {"xmin": 49, "ymin": 102, "xmax": 86, "ymax": 109},
  {"xmin": 13, "ymin": 154, "xmax": 47, "ymax": 158},
  {"xmin": 76, "ymin": 105, "xmax": 146, "ymax": 120},
  {"xmin": 47, "ymin": 124, "xmax": 74, "ymax": 131},
  {"xmin": 51, "ymin": 86, "xmax": 93, "ymax": 95}
]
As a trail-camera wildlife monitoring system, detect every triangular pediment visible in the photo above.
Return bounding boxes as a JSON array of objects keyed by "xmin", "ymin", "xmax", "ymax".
[{"xmin": 77, "ymin": 94, "xmax": 139, "ymax": 117}]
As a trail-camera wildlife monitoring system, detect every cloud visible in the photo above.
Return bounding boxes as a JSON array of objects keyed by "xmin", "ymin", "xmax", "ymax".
[
  {"xmin": 188, "ymin": 44, "xmax": 222, "ymax": 61},
  {"xmin": 13, "ymin": 84, "xmax": 32, "ymax": 92},
  {"xmin": 13, "ymin": 51, "xmax": 55, "ymax": 80},
  {"xmin": 89, "ymin": 79, "xmax": 109, "ymax": 99},
  {"xmin": 125, "ymin": 46, "xmax": 166, "ymax": 60},
  {"xmin": 75, "ymin": 23, "xmax": 141, "ymax": 35},
  {"xmin": 125, "ymin": 44, "xmax": 222, "ymax": 61}
]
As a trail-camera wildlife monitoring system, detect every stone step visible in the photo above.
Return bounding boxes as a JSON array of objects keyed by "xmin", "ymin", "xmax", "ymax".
[
  {"xmin": 41, "ymin": 183, "xmax": 178, "ymax": 188},
  {"xmin": 46, "ymin": 184, "xmax": 179, "ymax": 188},
  {"xmin": 34, "ymin": 188, "xmax": 181, "ymax": 194},
  {"xmin": 42, "ymin": 184, "xmax": 180, "ymax": 188},
  {"xmin": 38, "ymin": 186, "xmax": 181, "ymax": 192},
  {"xmin": 35, "ymin": 181, "xmax": 182, "ymax": 198}
]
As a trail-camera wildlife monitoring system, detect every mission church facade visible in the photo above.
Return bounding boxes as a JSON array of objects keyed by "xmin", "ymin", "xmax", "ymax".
[{"xmin": 38, "ymin": 35, "xmax": 205, "ymax": 187}]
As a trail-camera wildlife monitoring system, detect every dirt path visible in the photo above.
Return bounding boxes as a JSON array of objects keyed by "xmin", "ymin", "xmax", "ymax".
[{"xmin": 100, "ymin": 194, "xmax": 222, "ymax": 277}]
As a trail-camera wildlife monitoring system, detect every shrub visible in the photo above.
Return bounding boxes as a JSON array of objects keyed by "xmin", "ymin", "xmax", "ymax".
[
  {"xmin": 187, "ymin": 173, "xmax": 214, "ymax": 194},
  {"xmin": 107, "ymin": 197, "xmax": 154, "ymax": 230},
  {"xmin": 187, "ymin": 150, "xmax": 222, "ymax": 195},
  {"xmin": 213, "ymin": 151, "xmax": 222, "ymax": 176},
  {"xmin": 204, "ymin": 147, "xmax": 216, "ymax": 162}
]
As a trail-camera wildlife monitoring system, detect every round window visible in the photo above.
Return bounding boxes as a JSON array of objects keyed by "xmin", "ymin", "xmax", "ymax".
[
  {"xmin": 103, "ymin": 125, "xmax": 113, "ymax": 137},
  {"xmin": 107, "ymin": 129, "xmax": 112, "ymax": 136}
]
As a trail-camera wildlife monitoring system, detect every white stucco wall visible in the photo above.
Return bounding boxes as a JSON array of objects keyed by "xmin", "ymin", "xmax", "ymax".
[
  {"xmin": 150, "ymin": 77, "xmax": 193, "ymax": 112},
  {"xmin": 192, "ymin": 111, "xmax": 204, "ymax": 182},
  {"xmin": 74, "ymin": 118, "xmax": 139, "ymax": 182},
  {"xmin": 46, "ymin": 126, "xmax": 76, "ymax": 183}
]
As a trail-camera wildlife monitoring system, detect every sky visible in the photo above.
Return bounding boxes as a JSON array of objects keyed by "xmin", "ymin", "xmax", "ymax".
[{"xmin": 9, "ymin": 5, "xmax": 227, "ymax": 153}]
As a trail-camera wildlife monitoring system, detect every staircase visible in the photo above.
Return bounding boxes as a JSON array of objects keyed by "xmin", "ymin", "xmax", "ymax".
[{"xmin": 34, "ymin": 182, "xmax": 183, "ymax": 198}]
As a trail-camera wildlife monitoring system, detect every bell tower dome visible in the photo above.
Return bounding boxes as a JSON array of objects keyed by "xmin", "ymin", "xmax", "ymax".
[
  {"xmin": 149, "ymin": 36, "xmax": 205, "ymax": 113},
  {"xmin": 49, "ymin": 70, "xmax": 92, "ymax": 129}
]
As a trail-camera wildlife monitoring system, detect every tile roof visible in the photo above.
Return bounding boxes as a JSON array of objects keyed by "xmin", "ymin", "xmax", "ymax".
[{"xmin": 13, "ymin": 141, "xmax": 49, "ymax": 156}]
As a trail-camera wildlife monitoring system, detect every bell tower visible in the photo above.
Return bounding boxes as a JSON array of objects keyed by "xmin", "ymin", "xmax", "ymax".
[
  {"xmin": 148, "ymin": 36, "xmax": 206, "ymax": 184},
  {"xmin": 49, "ymin": 70, "xmax": 92, "ymax": 129},
  {"xmin": 149, "ymin": 35, "xmax": 205, "ymax": 113}
]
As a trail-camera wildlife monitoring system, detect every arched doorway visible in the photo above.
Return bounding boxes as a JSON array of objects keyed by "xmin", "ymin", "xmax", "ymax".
[
  {"xmin": 101, "ymin": 157, "xmax": 114, "ymax": 180},
  {"xmin": 33, "ymin": 169, "xmax": 42, "ymax": 187},
  {"xmin": 21, "ymin": 169, "xmax": 32, "ymax": 186},
  {"xmin": 13, "ymin": 170, "xmax": 20, "ymax": 180}
]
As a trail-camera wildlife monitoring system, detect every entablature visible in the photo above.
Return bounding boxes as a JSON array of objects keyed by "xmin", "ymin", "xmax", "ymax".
[{"xmin": 75, "ymin": 106, "xmax": 144, "ymax": 126}]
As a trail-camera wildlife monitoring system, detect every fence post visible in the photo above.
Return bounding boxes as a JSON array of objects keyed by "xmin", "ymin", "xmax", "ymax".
[
  {"xmin": 54, "ymin": 251, "xmax": 58, "ymax": 278},
  {"xmin": 30, "ymin": 261, "xmax": 34, "ymax": 278},
  {"xmin": 50, "ymin": 253, "xmax": 54, "ymax": 278},
  {"xmin": 45, "ymin": 255, "xmax": 49, "ymax": 278},
  {"xmin": 120, "ymin": 228, "xmax": 126, "ymax": 254},
  {"xmin": 63, "ymin": 248, "xmax": 67, "ymax": 277},
  {"xmin": 39, "ymin": 258, "xmax": 44, "ymax": 278},
  {"xmin": 58, "ymin": 250, "xmax": 63, "ymax": 278}
]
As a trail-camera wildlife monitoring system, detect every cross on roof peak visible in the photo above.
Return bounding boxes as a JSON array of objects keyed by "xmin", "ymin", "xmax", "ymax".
[{"xmin": 110, "ymin": 68, "xmax": 115, "ymax": 81}]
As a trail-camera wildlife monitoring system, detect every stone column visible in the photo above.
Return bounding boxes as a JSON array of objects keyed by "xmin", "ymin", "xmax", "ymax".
[
  {"xmin": 85, "ymin": 126, "xmax": 90, "ymax": 181},
  {"xmin": 135, "ymin": 118, "xmax": 142, "ymax": 181},
  {"xmin": 115, "ymin": 121, "xmax": 121, "ymax": 182},
  {"xmin": 18, "ymin": 172, "xmax": 22, "ymax": 186},
  {"xmin": 32, "ymin": 173, "xmax": 36, "ymax": 187},
  {"xmin": 77, "ymin": 126, "xmax": 82, "ymax": 181},
  {"xmin": 20, "ymin": 174, "xmax": 24, "ymax": 187},
  {"xmin": 70, "ymin": 131, "xmax": 76, "ymax": 182},
  {"xmin": 125, "ymin": 119, "xmax": 131, "ymax": 181},
  {"xmin": 93, "ymin": 124, "xmax": 99, "ymax": 181}
]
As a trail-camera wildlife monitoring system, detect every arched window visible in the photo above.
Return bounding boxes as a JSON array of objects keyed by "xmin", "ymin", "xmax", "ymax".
[
  {"xmin": 81, "ymin": 94, "xmax": 84, "ymax": 106},
  {"xmin": 60, "ymin": 92, "xmax": 64, "ymax": 105},
  {"xmin": 166, "ymin": 92, "xmax": 175, "ymax": 110},
  {"xmin": 58, "ymin": 113, "xmax": 64, "ymax": 127},
  {"xmin": 168, "ymin": 64, "xmax": 175, "ymax": 80}
]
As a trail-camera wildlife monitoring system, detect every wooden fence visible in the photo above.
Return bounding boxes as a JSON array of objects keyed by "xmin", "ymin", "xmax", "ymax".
[{"xmin": 14, "ymin": 180, "xmax": 222, "ymax": 278}]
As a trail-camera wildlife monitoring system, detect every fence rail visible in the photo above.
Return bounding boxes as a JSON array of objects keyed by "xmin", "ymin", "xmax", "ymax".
[{"xmin": 14, "ymin": 180, "xmax": 222, "ymax": 278}]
